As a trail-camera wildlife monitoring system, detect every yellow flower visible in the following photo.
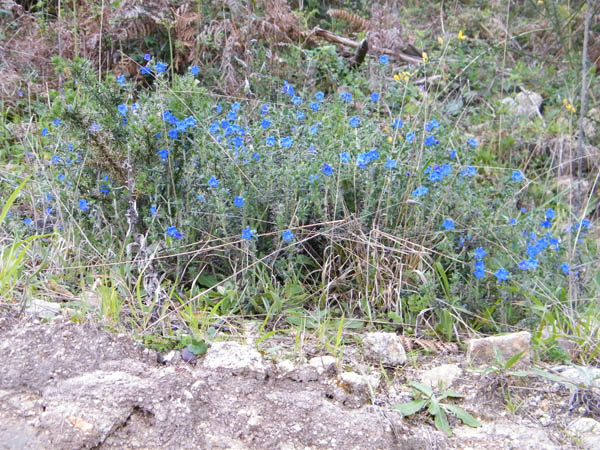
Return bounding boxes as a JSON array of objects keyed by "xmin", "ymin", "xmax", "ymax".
[
  {"xmin": 387, "ymin": 136, "xmax": 393, "ymax": 143},
  {"xmin": 422, "ymin": 52, "xmax": 429, "ymax": 63},
  {"xmin": 562, "ymin": 98, "xmax": 569, "ymax": 106},
  {"xmin": 458, "ymin": 30, "xmax": 467, "ymax": 41},
  {"xmin": 537, "ymin": 0, "xmax": 543, "ymax": 4},
  {"xmin": 393, "ymin": 71, "xmax": 410, "ymax": 82},
  {"xmin": 437, "ymin": 36, "xmax": 444, "ymax": 45}
]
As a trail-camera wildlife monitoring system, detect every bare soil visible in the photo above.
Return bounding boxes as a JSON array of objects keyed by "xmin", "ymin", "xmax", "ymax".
[{"xmin": 0, "ymin": 314, "xmax": 591, "ymax": 449}]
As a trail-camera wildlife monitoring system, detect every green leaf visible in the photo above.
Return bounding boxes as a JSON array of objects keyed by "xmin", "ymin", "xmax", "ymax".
[
  {"xmin": 394, "ymin": 399, "xmax": 427, "ymax": 416},
  {"xmin": 0, "ymin": 176, "xmax": 30, "ymax": 225},
  {"xmin": 444, "ymin": 404, "xmax": 481, "ymax": 428},
  {"xmin": 434, "ymin": 408, "xmax": 452, "ymax": 436},
  {"xmin": 504, "ymin": 351, "xmax": 525, "ymax": 370},
  {"xmin": 427, "ymin": 399, "xmax": 441, "ymax": 416},
  {"xmin": 408, "ymin": 381, "xmax": 433, "ymax": 397},
  {"xmin": 440, "ymin": 389, "xmax": 464, "ymax": 399},
  {"xmin": 187, "ymin": 339, "xmax": 208, "ymax": 355}
]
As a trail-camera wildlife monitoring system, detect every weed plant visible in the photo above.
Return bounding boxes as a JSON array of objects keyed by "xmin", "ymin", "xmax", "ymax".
[{"xmin": 1, "ymin": 17, "xmax": 599, "ymax": 352}]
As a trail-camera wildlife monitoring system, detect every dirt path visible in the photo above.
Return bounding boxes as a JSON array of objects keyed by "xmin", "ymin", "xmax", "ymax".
[{"xmin": 0, "ymin": 315, "xmax": 594, "ymax": 449}]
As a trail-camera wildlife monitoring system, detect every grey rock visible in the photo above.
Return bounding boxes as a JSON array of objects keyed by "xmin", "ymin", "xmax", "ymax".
[
  {"xmin": 419, "ymin": 363, "xmax": 463, "ymax": 388},
  {"xmin": 501, "ymin": 89, "xmax": 543, "ymax": 119},
  {"xmin": 202, "ymin": 341, "xmax": 266, "ymax": 373},
  {"xmin": 568, "ymin": 417, "xmax": 600, "ymax": 449},
  {"xmin": 339, "ymin": 371, "xmax": 380, "ymax": 397},
  {"xmin": 466, "ymin": 331, "xmax": 531, "ymax": 368},
  {"xmin": 309, "ymin": 355, "xmax": 338, "ymax": 375},
  {"xmin": 362, "ymin": 332, "xmax": 406, "ymax": 366}
]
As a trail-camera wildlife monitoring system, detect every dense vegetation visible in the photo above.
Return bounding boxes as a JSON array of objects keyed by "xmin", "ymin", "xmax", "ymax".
[{"xmin": 1, "ymin": 0, "xmax": 599, "ymax": 361}]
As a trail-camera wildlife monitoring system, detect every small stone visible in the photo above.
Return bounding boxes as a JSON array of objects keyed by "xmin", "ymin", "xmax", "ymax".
[
  {"xmin": 553, "ymin": 365, "xmax": 600, "ymax": 389},
  {"xmin": 568, "ymin": 417, "xmax": 600, "ymax": 449},
  {"xmin": 276, "ymin": 359, "xmax": 295, "ymax": 375},
  {"xmin": 362, "ymin": 332, "xmax": 406, "ymax": 366},
  {"xmin": 181, "ymin": 347, "xmax": 197, "ymax": 363},
  {"xmin": 501, "ymin": 89, "xmax": 543, "ymax": 119},
  {"xmin": 308, "ymin": 356, "xmax": 337, "ymax": 375},
  {"xmin": 202, "ymin": 341, "xmax": 266, "ymax": 373},
  {"xmin": 419, "ymin": 364, "xmax": 462, "ymax": 388},
  {"xmin": 466, "ymin": 331, "xmax": 531, "ymax": 368},
  {"xmin": 25, "ymin": 299, "xmax": 61, "ymax": 319},
  {"xmin": 339, "ymin": 371, "xmax": 380, "ymax": 396}
]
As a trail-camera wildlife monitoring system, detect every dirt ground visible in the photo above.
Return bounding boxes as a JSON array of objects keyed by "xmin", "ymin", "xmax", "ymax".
[{"xmin": 0, "ymin": 313, "xmax": 595, "ymax": 449}]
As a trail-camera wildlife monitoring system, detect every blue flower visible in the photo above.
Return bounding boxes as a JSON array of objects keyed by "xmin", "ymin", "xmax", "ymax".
[
  {"xmin": 311, "ymin": 102, "xmax": 320, "ymax": 111},
  {"xmin": 467, "ymin": 138, "xmax": 478, "ymax": 147},
  {"xmin": 308, "ymin": 174, "xmax": 319, "ymax": 183},
  {"xmin": 144, "ymin": 53, "xmax": 152, "ymax": 61},
  {"xmin": 260, "ymin": 119, "xmax": 270, "ymax": 129},
  {"xmin": 521, "ymin": 207, "xmax": 527, "ymax": 213},
  {"xmin": 461, "ymin": 166, "xmax": 477, "ymax": 178},
  {"xmin": 57, "ymin": 173, "xmax": 65, "ymax": 182},
  {"xmin": 340, "ymin": 92, "xmax": 353, "ymax": 102},
  {"xmin": 518, "ymin": 258, "xmax": 539, "ymax": 270},
  {"xmin": 41, "ymin": 128, "xmax": 49, "ymax": 136},
  {"xmin": 315, "ymin": 91, "xmax": 325, "ymax": 101},
  {"xmin": 495, "ymin": 268, "xmax": 510, "ymax": 281},
  {"xmin": 412, "ymin": 185, "xmax": 428, "ymax": 197},
  {"xmin": 474, "ymin": 247, "xmax": 487, "ymax": 260},
  {"xmin": 168, "ymin": 129, "xmax": 178, "ymax": 139},
  {"xmin": 371, "ymin": 92, "xmax": 380, "ymax": 102},
  {"xmin": 512, "ymin": 170, "xmax": 523, "ymax": 181},
  {"xmin": 280, "ymin": 136, "xmax": 293, "ymax": 148},
  {"xmin": 449, "ymin": 150, "xmax": 457, "ymax": 159},
  {"xmin": 309, "ymin": 124, "xmax": 319, "ymax": 134},
  {"xmin": 50, "ymin": 155, "xmax": 60, "ymax": 164},
  {"xmin": 23, "ymin": 218, "xmax": 32, "ymax": 226},
  {"xmin": 356, "ymin": 149, "xmax": 379, "ymax": 168},
  {"xmin": 155, "ymin": 62, "xmax": 168, "ymax": 73},
  {"xmin": 141, "ymin": 65, "xmax": 151, "ymax": 75},
  {"xmin": 379, "ymin": 55, "xmax": 389, "ymax": 65},
  {"xmin": 545, "ymin": 208, "xmax": 556, "ymax": 219},
  {"xmin": 392, "ymin": 119, "xmax": 403, "ymax": 129},
  {"xmin": 100, "ymin": 184, "xmax": 110, "ymax": 195},
  {"xmin": 158, "ymin": 148, "xmax": 169, "ymax": 160},
  {"xmin": 509, "ymin": 218, "xmax": 517, "ymax": 226},
  {"xmin": 89, "ymin": 122, "xmax": 101, "ymax": 133},
  {"xmin": 166, "ymin": 226, "xmax": 183, "ymax": 239},
  {"xmin": 560, "ymin": 263, "xmax": 570, "ymax": 274},
  {"xmin": 541, "ymin": 219, "xmax": 552, "ymax": 228},
  {"xmin": 385, "ymin": 158, "xmax": 397, "ymax": 170},
  {"xmin": 227, "ymin": 111, "xmax": 237, "ymax": 121},
  {"xmin": 233, "ymin": 196, "xmax": 245, "ymax": 208},
  {"xmin": 474, "ymin": 267, "xmax": 485, "ymax": 279},
  {"xmin": 282, "ymin": 230, "xmax": 294, "ymax": 242},
  {"xmin": 45, "ymin": 193, "xmax": 52, "ymax": 202},
  {"xmin": 297, "ymin": 111, "xmax": 306, "ymax": 120},
  {"xmin": 424, "ymin": 136, "xmax": 439, "ymax": 146},
  {"xmin": 291, "ymin": 96, "xmax": 302, "ymax": 105},
  {"xmin": 282, "ymin": 81, "xmax": 295, "ymax": 96},
  {"xmin": 215, "ymin": 104, "xmax": 223, "ymax": 114},
  {"xmin": 406, "ymin": 131, "xmax": 415, "ymax": 143},
  {"xmin": 425, "ymin": 119, "xmax": 440, "ymax": 132},
  {"xmin": 581, "ymin": 219, "xmax": 590, "ymax": 228},
  {"xmin": 150, "ymin": 205, "xmax": 157, "ymax": 216},
  {"xmin": 52, "ymin": 119, "xmax": 61, "ymax": 126},
  {"xmin": 442, "ymin": 218, "xmax": 455, "ymax": 230},
  {"xmin": 190, "ymin": 65, "xmax": 200, "ymax": 75},
  {"xmin": 322, "ymin": 163, "xmax": 333, "ymax": 177},
  {"xmin": 208, "ymin": 176, "xmax": 219, "ymax": 188},
  {"xmin": 339, "ymin": 152, "xmax": 351, "ymax": 163},
  {"xmin": 78, "ymin": 199, "xmax": 89, "ymax": 212},
  {"xmin": 349, "ymin": 116, "xmax": 360, "ymax": 127},
  {"xmin": 118, "ymin": 104, "xmax": 128, "ymax": 116},
  {"xmin": 242, "ymin": 227, "xmax": 255, "ymax": 240},
  {"xmin": 266, "ymin": 136, "xmax": 276, "ymax": 146}
]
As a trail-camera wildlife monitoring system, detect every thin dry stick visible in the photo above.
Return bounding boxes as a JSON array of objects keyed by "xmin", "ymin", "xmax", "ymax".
[
  {"xmin": 498, "ymin": 0, "xmax": 511, "ymax": 159},
  {"xmin": 577, "ymin": 0, "xmax": 594, "ymax": 179}
]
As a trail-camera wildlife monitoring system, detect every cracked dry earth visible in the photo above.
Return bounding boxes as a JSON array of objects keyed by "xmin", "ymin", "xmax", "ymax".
[{"xmin": 0, "ymin": 314, "xmax": 594, "ymax": 449}]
